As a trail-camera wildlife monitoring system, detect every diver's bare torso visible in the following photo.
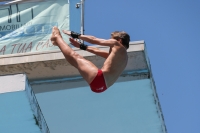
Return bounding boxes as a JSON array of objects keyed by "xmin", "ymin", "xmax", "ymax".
[{"xmin": 101, "ymin": 42, "xmax": 128, "ymax": 88}]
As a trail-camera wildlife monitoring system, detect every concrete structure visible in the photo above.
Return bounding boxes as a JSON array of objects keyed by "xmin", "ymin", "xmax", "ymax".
[
  {"xmin": 0, "ymin": 41, "xmax": 167, "ymax": 133},
  {"xmin": 0, "ymin": 74, "xmax": 49, "ymax": 133}
]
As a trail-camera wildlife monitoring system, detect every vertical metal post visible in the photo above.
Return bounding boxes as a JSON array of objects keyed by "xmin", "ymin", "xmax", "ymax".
[{"xmin": 80, "ymin": 0, "xmax": 84, "ymax": 35}]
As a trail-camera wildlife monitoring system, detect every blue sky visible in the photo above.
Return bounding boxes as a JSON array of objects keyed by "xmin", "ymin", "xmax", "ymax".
[
  {"xmin": 84, "ymin": 1, "xmax": 200, "ymax": 133},
  {"xmin": 0, "ymin": 0, "xmax": 199, "ymax": 132}
]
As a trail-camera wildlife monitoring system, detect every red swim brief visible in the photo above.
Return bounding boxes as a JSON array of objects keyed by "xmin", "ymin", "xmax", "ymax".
[{"xmin": 90, "ymin": 70, "xmax": 107, "ymax": 93}]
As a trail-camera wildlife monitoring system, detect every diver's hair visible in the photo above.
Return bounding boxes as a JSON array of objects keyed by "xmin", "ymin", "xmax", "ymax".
[{"xmin": 111, "ymin": 31, "xmax": 130, "ymax": 49}]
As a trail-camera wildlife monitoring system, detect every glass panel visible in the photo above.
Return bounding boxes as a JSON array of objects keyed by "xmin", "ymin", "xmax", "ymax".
[
  {"xmin": 0, "ymin": 0, "xmax": 45, "ymax": 6},
  {"xmin": 0, "ymin": 91, "xmax": 41, "ymax": 133},
  {"xmin": 32, "ymin": 78, "xmax": 163, "ymax": 133}
]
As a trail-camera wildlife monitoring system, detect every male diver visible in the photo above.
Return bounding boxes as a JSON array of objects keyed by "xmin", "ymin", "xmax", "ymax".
[{"xmin": 51, "ymin": 27, "xmax": 130, "ymax": 93}]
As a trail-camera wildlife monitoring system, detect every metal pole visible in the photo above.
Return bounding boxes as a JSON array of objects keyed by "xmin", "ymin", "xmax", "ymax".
[{"xmin": 80, "ymin": 0, "xmax": 85, "ymax": 35}]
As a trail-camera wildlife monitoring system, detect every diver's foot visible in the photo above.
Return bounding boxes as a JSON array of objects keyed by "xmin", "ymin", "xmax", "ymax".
[{"xmin": 51, "ymin": 27, "xmax": 62, "ymax": 46}]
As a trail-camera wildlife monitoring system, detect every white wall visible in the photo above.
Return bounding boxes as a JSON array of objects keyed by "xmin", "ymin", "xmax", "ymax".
[{"xmin": 0, "ymin": 74, "xmax": 25, "ymax": 94}]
